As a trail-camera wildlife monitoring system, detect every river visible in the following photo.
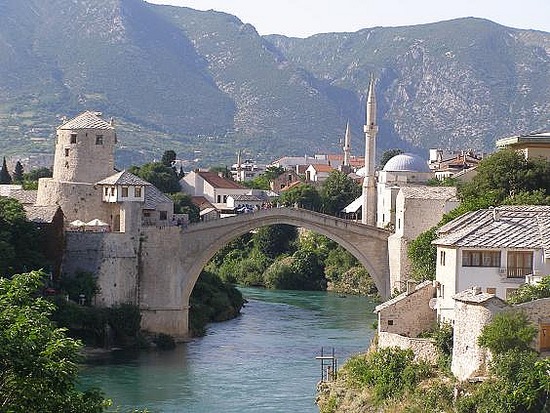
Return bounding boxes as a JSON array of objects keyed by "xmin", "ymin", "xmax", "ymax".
[{"xmin": 79, "ymin": 287, "xmax": 377, "ymax": 412}]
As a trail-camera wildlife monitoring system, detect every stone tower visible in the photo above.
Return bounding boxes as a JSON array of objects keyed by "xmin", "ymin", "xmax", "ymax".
[
  {"xmin": 52, "ymin": 111, "xmax": 116, "ymax": 183},
  {"xmin": 362, "ymin": 76, "xmax": 378, "ymax": 225},
  {"xmin": 36, "ymin": 111, "xmax": 117, "ymax": 223}
]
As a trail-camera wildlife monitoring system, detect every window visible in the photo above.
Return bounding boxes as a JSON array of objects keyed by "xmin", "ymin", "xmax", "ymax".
[
  {"xmin": 387, "ymin": 320, "xmax": 394, "ymax": 326},
  {"xmin": 440, "ymin": 250, "xmax": 446, "ymax": 266},
  {"xmin": 486, "ymin": 287, "xmax": 496, "ymax": 294},
  {"xmin": 95, "ymin": 135, "xmax": 103, "ymax": 145},
  {"xmin": 104, "ymin": 187, "xmax": 109, "ymax": 197},
  {"xmin": 121, "ymin": 187, "xmax": 129, "ymax": 197},
  {"xmin": 70, "ymin": 133, "xmax": 77, "ymax": 144},
  {"xmin": 159, "ymin": 211, "xmax": 168, "ymax": 221},
  {"xmin": 462, "ymin": 250, "xmax": 500, "ymax": 267},
  {"xmin": 64, "ymin": 148, "xmax": 70, "ymax": 157},
  {"xmin": 135, "ymin": 186, "xmax": 142, "ymax": 197},
  {"xmin": 507, "ymin": 251, "xmax": 533, "ymax": 278}
]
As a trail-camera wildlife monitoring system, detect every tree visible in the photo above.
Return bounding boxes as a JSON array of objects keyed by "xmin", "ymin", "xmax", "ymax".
[
  {"xmin": 508, "ymin": 275, "xmax": 550, "ymax": 304},
  {"xmin": 161, "ymin": 150, "xmax": 177, "ymax": 168},
  {"xmin": 209, "ymin": 165, "xmax": 231, "ymax": 179},
  {"xmin": 253, "ymin": 224, "xmax": 297, "ymax": 259},
  {"xmin": 378, "ymin": 148, "xmax": 403, "ymax": 169},
  {"xmin": 170, "ymin": 192, "xmax": 200, "ymax": 223},
  {"xmin": 278, "ymin": 183, "xmax": 321, "ymax": 210},
  {"xmin": 459, "ymin": 149, "xmax": 550, "ymax": 205},
  {"xmin": 12, "ymin": 161, "xmax": 24, "ymax": 183},
  {"xmin": 263, "ymin": 165, "xmax": 285, "ymax": 181},
  {"xmin": 0, "ymin": 197, "xmax": 45, "ymax": 276},
  {"xmin": 0, "ymin": 157, "xmax": 12, "ymax": 184},
  {"xmin": 320, "ymin": 170, "xmax": 361, "ymax": 215},
  {"xmin": 129, "ymin": 162, "xmax": 180, "ymax": 193},
  {"xmin": 0, "ymin": 271, "xmax": 107, "ymax": 412},
  {"xmin": 478, "ymin": 310, "xmax": 537, "ymax": 354},
  {"xmin": 407, "ymin": 227, "xmax": 438, "ymax": 281}
]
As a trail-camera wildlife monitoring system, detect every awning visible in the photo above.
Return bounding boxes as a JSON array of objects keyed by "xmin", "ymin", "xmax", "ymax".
[{"xmin": 343, "ymin": 194, "xmax": 363, "ymax": 213}]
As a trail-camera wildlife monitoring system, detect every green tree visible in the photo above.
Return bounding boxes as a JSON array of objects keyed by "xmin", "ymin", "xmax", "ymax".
[
  {"xmin": 508, "ymin": 275, "xmax": 550, "ymax": 304},
  {"xmin": 407, "ymin": 226, "xmax": 438, "ymax": 281},
  {"xmin": 478, "ymin": 310, "xmax": 537, "ymax": 354},
  {"xmin": 279, "ymin": 183, "xmax": 321, "ymax": 210},
  {"xmin": 0, "ymin": 197, "xmax": 45, "ymax": 276},
  {"xmin": 161, "ymin": 150, "xmax": 177, "ymax": 168},
  {"xmin": 263, "ymin": 165, "xmax": 285, "ymax": 181},
  {"xmin": 129, "ymin": 162, "xmax": 180, "ymax": 193},
  {"xmin": 253, "ymin": 224, "xmax": 297, "ymax": 259},
  {"xmin": 0, "ymin": 271, "xmax": 107, "ymax": 412},
  {"xmin": 378, "ymin": 148, "xmax": 403, "ymax": 169},
  {"xmin": 0, "ymin": 157, "xmax": 12, "ymax": 184},
  {"xmin": 459, "ymin": 150, "xmax": 550, "ymax": 205},
  {"xmin": 320, "ymin": 170, "xmax": 361, "ymax": 215},
  {"xmin": 12, "ymin": 161, "xmax": 24, "ymax": 184},
  {"xmin": 170, "ymin": 192, "xmax": 200, "ymax": 223}
]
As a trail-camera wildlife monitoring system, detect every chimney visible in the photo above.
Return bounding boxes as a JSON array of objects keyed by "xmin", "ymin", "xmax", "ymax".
[{"xmin": 492, "ymin": 207, "xmax": 500, "ymax": 222}]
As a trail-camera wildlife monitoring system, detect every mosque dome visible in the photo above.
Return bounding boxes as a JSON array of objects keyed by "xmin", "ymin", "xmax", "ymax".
[{"xmin": 382, "ymin": 153, "xmax": 430, "ymax": 173}]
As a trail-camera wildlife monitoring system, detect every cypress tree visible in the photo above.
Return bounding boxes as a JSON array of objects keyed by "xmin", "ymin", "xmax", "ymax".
[
  {"xmin": 13, "ymin": 160, "xmax": 24, "ymax": 183},
  {"xmin": 0, "ymin": 157, "xmax": 12, "ymax": 184}
]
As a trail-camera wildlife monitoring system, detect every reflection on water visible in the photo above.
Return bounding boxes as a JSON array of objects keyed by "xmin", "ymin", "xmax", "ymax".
[{"xmin": 80, "ymin": 288, "xmax": 377, "ymax": 412}]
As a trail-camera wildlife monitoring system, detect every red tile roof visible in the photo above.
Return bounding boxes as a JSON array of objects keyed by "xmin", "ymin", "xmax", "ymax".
[{"xmin": 197, "ymin": 171, "xmax": 245, "ymax": 189}]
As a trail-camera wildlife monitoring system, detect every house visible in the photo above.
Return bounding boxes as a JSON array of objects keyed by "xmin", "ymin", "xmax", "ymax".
[
  {"xmin": 270, "ymin": 169, "xmax": 302, "ymax": 193},
  {"xmin": 428, "ymin": 149, "xmax": 483, "ymax": 180},
  {"xmin": 179, "ymin": 170, "xmax": 248, "ymax": 207},
  {"xmin": 388, "ymin": 186, "xmax": 458, "ymax": 291},
  {"xmin": 496, "ymin": 131, "xmax": 550, "ymax": 161},
  {"xmin": 191, "ymin": 196, "xmax": 219, "ymax": 222},
  {"xmin": 305, "ymin": 164, "xmax": 334, "ymax": 182},
  {"xmin": 374, "ymin": 280, "xmax": 439, "ymax": 364},
  {"xmin": 433, "ymin": 205, "xmax": 550, "ymax": 322}
]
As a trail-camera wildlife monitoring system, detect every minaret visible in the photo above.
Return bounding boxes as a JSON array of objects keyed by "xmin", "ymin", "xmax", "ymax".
[
  {"xmin": 343, "ymin": 120, "xmax": 351, "ymax": 169},
  {"xmin": 236, "ymin": 149, "xmax": 242, "ymax": 182},
  {"xmin": 362, "ymin": 76, "xmax": 378, "ymax": 225}
]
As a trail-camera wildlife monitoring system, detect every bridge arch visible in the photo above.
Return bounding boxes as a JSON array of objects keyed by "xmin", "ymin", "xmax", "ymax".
[{"xmin": 139, "ymin": 208, "xmax": 390, "ymax": 338}]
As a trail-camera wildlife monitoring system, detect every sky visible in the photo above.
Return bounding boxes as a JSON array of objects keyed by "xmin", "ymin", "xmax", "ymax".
[{"xmin": 146, "ymin": 0, "xmax": 550, "ymax": 38}]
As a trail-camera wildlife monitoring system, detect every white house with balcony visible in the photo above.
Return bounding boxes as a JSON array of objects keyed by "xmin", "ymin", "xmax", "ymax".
[{"xmin": 433, "ymin": 205, "xmax": 550, "ymax": 322}]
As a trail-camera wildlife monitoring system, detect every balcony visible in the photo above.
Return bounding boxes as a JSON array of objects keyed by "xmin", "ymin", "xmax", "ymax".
[{"xmin": 501, "ymin": 267, "xmax": 532, "ymax": 279}]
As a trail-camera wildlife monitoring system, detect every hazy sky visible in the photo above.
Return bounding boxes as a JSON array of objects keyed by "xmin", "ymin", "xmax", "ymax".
[{"xmin": 146, "ymin": 0, "xmax": 550, "ymax": 38}]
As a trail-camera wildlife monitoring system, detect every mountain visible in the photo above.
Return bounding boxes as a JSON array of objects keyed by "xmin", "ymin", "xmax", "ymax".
[{"xmin": 0, "ymin": 0, "xmax": 548, "ymax": 168}]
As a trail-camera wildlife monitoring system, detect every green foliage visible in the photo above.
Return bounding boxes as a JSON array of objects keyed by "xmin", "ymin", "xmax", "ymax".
[
  {"xmin": 278, "ymin": 183, "xmax": 321, "ymax": 210},
  {"xmin": 263, "ymin": 165, "xmax": 285, "ymax": 181},
  {"xmin": 456, "ymin": 351, "xmax": 550, "ymax": 413},
  {"xmin": 478, "ymin": 310, "xmax": 537, "ymax": 354},
  {"xmin": 161, "ymin": 150, "xmax": 177, "ymax": 167},
  {"xmin": 0, "ymin": 196, "xmax": 45, "ymax": 276},
  {"xmin": 420, "ymin": 322, "xmax": 453, "ymax": 371},
  {"xmin": 253, "ymin": 224, "xmax": 297, "ymax": 259},
  {"xmin": 324, "ymin": 245, "xmax": 358, "ymax": 282},
  {"xmin": 22, "ymin": 166, "xmax": 52, "ymax": 190},
  {"xmin": 508, "ymin": 275, "xmax": 550, "ymax": 304},
  {"xmin": 12, "ymin": 160, "xmax": 24, "ymax": 183},
  {"xmin": 107, "ymin": 304, "xmax": 142, "ymax": 339},
  {"xmin": 189, "ymin": 269, "xmax": 245, "ymax": 336},
  {"xmin": 407, "ymin": 227, "xmax": 438, "ymax": 281},
  {"xmin": 319, "ymin": 170, "xmax": 361, "ymax": 216},
  {"xmin": 0, "ymin": 271, "xmax": 108, "ymax": 412},
  {"xmin": 170, "ymin": 192, "xmax": 200, "ymax": 222},
  {"xmin": 459, "ymin": 150, "xmax": 550, "ymax": 205},
  {"xmin": 129, "ymin": 162, "xmax": 181, "ymax": 193},
  {"xmin": 0, "ymin": 157, "xmax": 12, "ymax": 184},
  {"xmin": 343, "ymin": 347, "xmax": 432, "ymax": 404},
  {"xmin": 209, "ymin": 165, "xmax": 231, "ymax": 179},
  {"xmin": 59, "ymin": 271, "xmax": 100, "ymax": 304}
]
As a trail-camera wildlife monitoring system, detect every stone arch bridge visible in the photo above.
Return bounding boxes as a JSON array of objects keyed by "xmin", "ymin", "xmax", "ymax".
[{"xmin": 138, "ymin": 207, "xmax": 390, "ymax": 338}]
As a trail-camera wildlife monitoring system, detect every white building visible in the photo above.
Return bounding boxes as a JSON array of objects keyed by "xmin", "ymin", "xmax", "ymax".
[
  {"xmin": 180, "ymin": 170, "xmax": 249, "ymax": 207},
  {"xmin": 433, "ymin": 205, "xmax": 550, "ymax": 322},
  {"xmin": 305, "ymin": 164, "xmax": 335, "ymax": 182}
]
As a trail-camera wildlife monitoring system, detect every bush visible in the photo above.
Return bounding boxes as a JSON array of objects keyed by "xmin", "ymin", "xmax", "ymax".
[
  {"xmin": 478, "ymin": 310, "xmax": 537, "ymax": 354},
  {"xmin": 343, "ymin": 347, "xmax": 432, "ymax": 404},
  {"xmin": 508, "ymin": 275, "xmax": 550, "ymax": 304}
]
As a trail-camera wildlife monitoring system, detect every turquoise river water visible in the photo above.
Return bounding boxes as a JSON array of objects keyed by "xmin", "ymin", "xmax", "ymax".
[{"xmin": 79, "ymin": 287, "xmax": 377, "ymax": 412}]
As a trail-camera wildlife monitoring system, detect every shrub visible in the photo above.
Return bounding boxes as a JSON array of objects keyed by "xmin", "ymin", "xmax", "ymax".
[{"xmin": 478, "ymin": 310, "xmax": 537, "ymax": 354}]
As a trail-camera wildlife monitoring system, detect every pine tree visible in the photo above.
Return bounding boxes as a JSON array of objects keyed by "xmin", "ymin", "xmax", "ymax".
[
  {"xmin": 12, "ymin": 161, "xmax": 24, "ymax": 183},
  {"xmin": 0, "ymin": 157, "xmax": 12, "ymax": 184}
]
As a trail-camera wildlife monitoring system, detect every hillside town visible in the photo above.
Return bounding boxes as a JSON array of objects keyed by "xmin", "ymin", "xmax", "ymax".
[{"xmin": 1, "ymin": 80, "xmax": 550, "ymax": 410}]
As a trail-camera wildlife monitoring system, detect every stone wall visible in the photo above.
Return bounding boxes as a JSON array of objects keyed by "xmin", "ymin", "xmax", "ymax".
[
  {"xmin": 378, "ymin": 332, "xmax": 439, "ymax": 364},
  {"xmin": 451, "ymin": 297, "xmax": 508, "ymax": 381},
  {"xmin": 377, "ymin": 282, "xmax": 436, "ymax": 337},
  {"xmin": 515, "ymin": 298, "xmax": 550, "ymax": 351},
  {"xmin": 63, "ymin": 232, "xmax": 139, "ymax": 307}
]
